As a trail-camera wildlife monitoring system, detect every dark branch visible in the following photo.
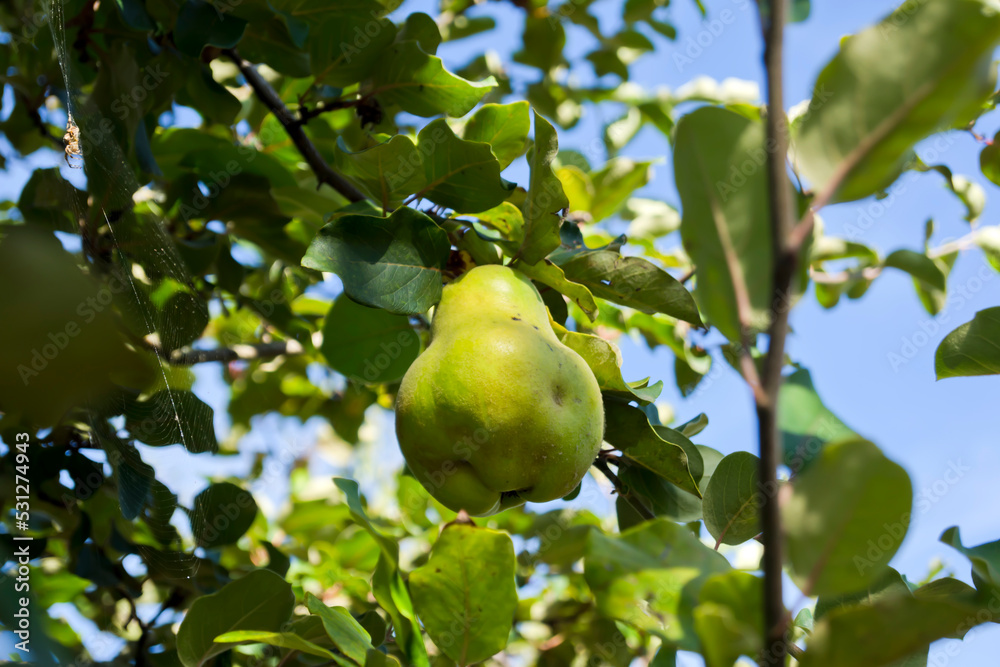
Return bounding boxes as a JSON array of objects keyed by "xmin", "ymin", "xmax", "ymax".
[
  {"xmin": 224, "ymin": 48, "xmax": 367, "ymax": 203},
  {"xmin": 151, "ymin": 340, "xmax": 306, "ymax": 366},
  {"xmin": 593, "ymin": 458, "xmax": 656, "ymax": 521},
  {"xmin": 756, "ymin": 0, "xmax": 796, "ymax": 664}
]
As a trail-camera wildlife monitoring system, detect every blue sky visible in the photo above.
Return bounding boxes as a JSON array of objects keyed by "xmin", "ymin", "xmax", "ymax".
[{"xmin": 2, "ymin": 0, "xmax": 998, "ymax": 663}]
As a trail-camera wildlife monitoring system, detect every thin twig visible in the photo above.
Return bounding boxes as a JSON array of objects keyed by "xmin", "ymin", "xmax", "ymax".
[
  {"xmin": 756, "ymin": 0, "xmax": 796, "ymax": 664},
  {"xmin": 224, "ymin": 48, "xmax": 367, "ymax": 203},
  {"xmin": 593, "ymin": 458, "xmax": 656, "ymax": 521},
  {"xmin": 147, "ymin": 340, "xmax": 306, "ymax": 365}
]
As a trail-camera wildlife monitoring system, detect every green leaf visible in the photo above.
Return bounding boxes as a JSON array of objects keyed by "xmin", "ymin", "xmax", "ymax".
[
  {"xmin": 302, "ymin": 207, "xmax": 450, "ymax": 315},
  {"xmin": 552, "ymin": 324, "xmax": 660, "ymax": 402},
  {"xmin": 603, "ymin": 401, "xmax": 702, "ymax": 496},
  {"xmin": 334, "ymin": 479, "xmax": 429, "ymax": 667},
  {"xmin": 305, "ymin": 594, "xmax": 373, "ymax": 664},
  {"xmin": 321, "ymin": 294, "xmax": 420, "ymax": 384},
  {"xmin": 518, "ymin": 112, "xmax": 569, "ymax": 264},
  {"xmin": 981, "ymin": 130, "xmax": 1000, "ymax": 187},
  {"xmin": 397, "ymin": 12, "xmax": 441, "ymax": 54},
  {"xmin": 177, "ymin": 569, "xmax": 294, "ymax": 667},
  {"xmin": 190, "ymin": 482, "xmax": 258, "ymax": 549},
  {"xmin": 125, "ymin": 390, "xmax": 219, "ymax": 454},
  {"xmin": 238, "ymin": 18, "xmax": 311, "ymax": 77},
  {"xmin": 469, "ymin": 201, "xmax": 525, "ymax": 250},
  {"xmin": 935, "ymin": 307, "xmax": 1000, "ymax": 379},
  {"xmin": 336, "ymin": 135, "xmax": 427, "ymax": 210},
  {"xmin": 174, "ymin": 0, "xmax": 247, "ymax": 57},
  {"xmin": 940, "ymin": 526, "xmax": 1000, "ymax": 592},
  {"xmin": 693, "ymin": 572, "xmax": 763, "ymax": 667},
  {"xmin": 584, "ymin": 519, "xmax": 730, "ymax": 648},
  {"xmin": 883, "ymin": 250, "xmax": 947, "ymax": 291},
  {"xmin": 623, "ymin": 198, "xmax": 682, "ymax": 240},
  {"xmin": 800, "ymin": 587, "xmax": 989, "ymax": 667},
  {"xmin": 311, "ymin": 11, "xmax": 397, "ymax": 87},
  {"xmin": 588, "ymin": 159, "xmax": 653, "ymax": 222},
  {"xmin": 410, "ymin": 524, "xmax": 516, "ymax": 664},
  {"xmin": 675, "ymin": 106, "xmax": 774, "ymax": 341},
  {"xmin": 784, "ymin": 439, "xmax": 912, "ymax": 596},
  {"xmin": 795, "ymin": 0, "xmax": 1000, "ymax": 202},
  {"xmin": 559, "ymin": 251, "xmax": 702, "ymax": 326},
  {"xmin": 702, "ymin": 451, "xmax": 762, "ymax": 547},
  {"xmin": 212, "ymin": 631, "xmax": 337, "ymax": 660},
  {"xmin": 619, "ymin": 465, "xmax": 701, "ymax": 523},
  {"xmin": 462, "ymin": 101, "xmax": 531, "ymax": 169},
  {"xmin": 416, "ymin": 119, "xmax": 513, "ymax": 213},
  {"xmin": 512, "ymin": 260, "xmax": 598, "ymax": 320},
  {"xmin": 779, "ymin": 368, "xmax": 857, "ymax": 473},
  {"xmin": 371, "ymin": 40, "xmax": 496, "ymax": 117}
]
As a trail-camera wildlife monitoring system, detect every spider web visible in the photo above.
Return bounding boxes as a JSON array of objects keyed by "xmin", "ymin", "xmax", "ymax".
[{"xmin": 46, "ymin": 0, "xmax": 222, "ymax": 579}]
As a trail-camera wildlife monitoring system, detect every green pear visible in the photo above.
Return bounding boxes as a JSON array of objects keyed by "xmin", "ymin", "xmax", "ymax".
[{"xmin": 395, "ymin": 264, "xmax": 604, "ymax": 516}]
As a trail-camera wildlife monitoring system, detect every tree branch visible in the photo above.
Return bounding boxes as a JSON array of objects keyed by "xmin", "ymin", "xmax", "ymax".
[
  {"xmin": 756, "ymin": 1, "xmax": 796, "ymax": 664},
  {"xmin": 150, "ymin": 340, "xmax": 306, "ymax": 366},
  {"xmin": 593, "ymin": 458, "xmax": 656, "ymax": 521},
  {"xmin": 224, "ymin": 48, "xmax": 367, "ymax": 203}
]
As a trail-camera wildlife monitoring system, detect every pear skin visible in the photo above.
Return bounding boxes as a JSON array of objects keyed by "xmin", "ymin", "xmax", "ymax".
[{"xmin": 395, "ymin": 264, "xmax": 604, "ymax": 515}]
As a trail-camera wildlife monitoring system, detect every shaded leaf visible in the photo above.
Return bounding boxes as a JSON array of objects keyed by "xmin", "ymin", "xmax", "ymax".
[
  {"xmin": 302, "ymin": 207, "xmax": 450, "ymax": 315},
  {"xmin": 779, "ymin": 368, "xmax": 856, "ymax": 473},
  {"xmin": 784, "ymin": 439, "xmax": 912, "ymax": 596},
  {"xmin": 190, "ymin": 482, "xmax": 258, "ymax": 549},
  {"xmin": 603, "ymin": 401, "xmax": 701, "ymax": 496},
  {"xmin": 675, "ymin": 106, "xmax": 773, "ymax": 340},
  {"xmin": 795, "ymin": 0, "xmax": 1000, "ymax": 202},
  {"xmin": 321, "ymin": 294, "xmax": 420, "ymax": 384},
  {"xmin": 305, "ymin": 594, "xmax": 373, "ymax": 664}
]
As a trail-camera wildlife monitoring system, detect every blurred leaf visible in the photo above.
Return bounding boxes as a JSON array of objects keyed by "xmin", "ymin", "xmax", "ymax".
[
  {"xmin": 302, "ymin": 207, "xmax": 450, "ymax": 315},
  {"xmin": 213, "ymin": 631, "xmax": 337, "ymax": 659},
  {"xmin": 779, "ymin": 368, "xmax": 856, "ymax": 473},
  {"xmin": 174, "ymin": 0, "xmax": 247, "ymax": 57},
  {"xmin": 190, "ymin": 482, "xmax": 258, "ymax": 549},
  {"xmin": 693, "ymin": 572, "xmax": 764, "ymax": 667},
  {"xmin": 588, "ymin": 159, "xmax": 653, "ymax": 222},
  {"xmin": 784, "ymin": 439, "xmax": 912, "ymax": 596},
  {"xmin": 795, "ymin": 0, "xmax": 1000, "ymax": 202},
  {"xmin": 410, "ymin": 524, "xmax": 516, "ymax": 664},
  {"xmin": 935, "ymin": 307, "xmax": 1000, "ymax": 379},
  {"xmin": 584, "ymin": 519, "xmax": 730, "ymax": 648},
  {"xmin": 883, "ymin": 249, "xmax": 947, "ymax": 291},
  {"xmin": 675, "ymin": 106, "xmax": 774, "ymax": 341}
]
